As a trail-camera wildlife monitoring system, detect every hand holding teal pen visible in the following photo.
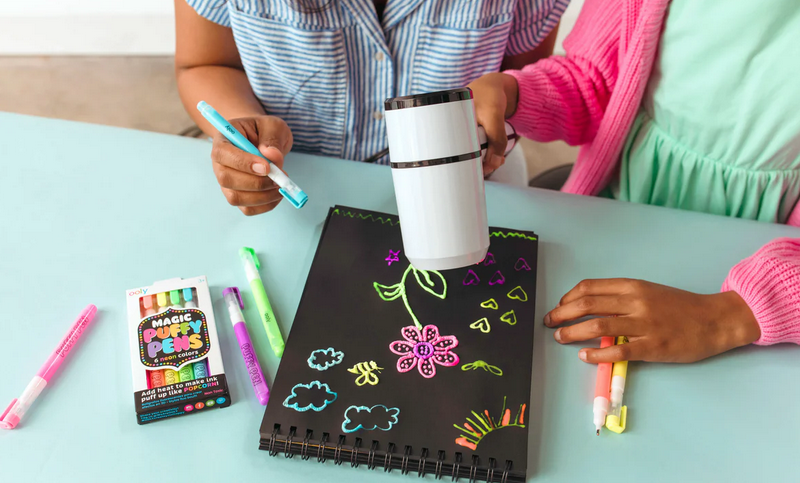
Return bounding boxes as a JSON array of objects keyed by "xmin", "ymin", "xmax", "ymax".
[
  {"xmin": 240, "ymin": 247, "xmax": 285, "ymax": 358},
  {"xmin": 197, "ymin": 101, "xmax": 308, "ymax": 209}
]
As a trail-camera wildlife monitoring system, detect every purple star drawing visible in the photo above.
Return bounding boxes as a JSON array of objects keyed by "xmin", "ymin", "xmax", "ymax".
[{"xmin": 385, "ymin": 250, "xmax": 401, "ymax": 266}]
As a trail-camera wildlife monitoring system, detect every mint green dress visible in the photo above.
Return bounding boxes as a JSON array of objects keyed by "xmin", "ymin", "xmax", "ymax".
[{"xmin": 606, "ymin": 0, "xmax": 800, "ymax": 223}]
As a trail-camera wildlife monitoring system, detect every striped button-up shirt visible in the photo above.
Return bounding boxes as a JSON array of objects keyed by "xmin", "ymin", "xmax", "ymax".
[{"xmin": 187, "ymin": 0, "xmax": 568, "ymax": 163}]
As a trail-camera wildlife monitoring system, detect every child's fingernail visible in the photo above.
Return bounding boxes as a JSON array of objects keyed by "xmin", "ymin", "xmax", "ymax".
[
  {"xmin": 554, "ymin": 328, "xmax": 562, "ymax": 342},
  {"xmin": 579, "ymin": 350, "xmax": 588, "ymax": 362},
  {"xmin": 253, "ymin": 163, "xmax": 268, "ymax": 175},
  {"xmin": 543, "ymin": 313, "xmax": 551, "ymax": 326}
]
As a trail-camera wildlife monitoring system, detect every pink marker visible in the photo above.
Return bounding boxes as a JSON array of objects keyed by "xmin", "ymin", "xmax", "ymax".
[
  {"xmin": 0, "ymin": 304, "xmax": 97, "ymax": 429},
  {"xmin": 592, "ymin": 336, "xmax": 615, "ymax": 435}
]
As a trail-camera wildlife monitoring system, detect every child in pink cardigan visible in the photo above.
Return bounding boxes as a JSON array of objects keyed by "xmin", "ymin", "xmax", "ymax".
[{"xmin": 469, "ymin": 0, "xmax": 800, "ymax": 363}]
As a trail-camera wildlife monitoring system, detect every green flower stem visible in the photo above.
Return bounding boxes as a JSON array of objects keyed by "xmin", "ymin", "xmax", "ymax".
[{"xmin": 399, "ymin": 264, "xmax": 422, "ymax": 329}]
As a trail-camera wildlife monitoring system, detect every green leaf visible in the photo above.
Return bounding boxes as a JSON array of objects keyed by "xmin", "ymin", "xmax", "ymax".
[
  {"xmin": 412, "ymin": 269, "xmax": 447, "ymax": 299},
  {"xmin": 373, "ymin": 282, "xmax": 403, "ymax": 301}
]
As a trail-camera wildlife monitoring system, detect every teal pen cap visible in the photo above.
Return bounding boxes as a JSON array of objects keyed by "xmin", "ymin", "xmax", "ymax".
[
  {"xmin": 182, "ymin": 288, "xmax": 197, "ymax": 308},
  {"xmin": 196, "ymin": 101, "xmax": 308, "ymax": 209}
]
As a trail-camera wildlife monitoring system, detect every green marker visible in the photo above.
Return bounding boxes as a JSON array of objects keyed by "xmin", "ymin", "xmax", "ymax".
[
  {"xmin": 169, "ymin": 290, "xmax": 182, "ymax": 307},
  {"xmin": 239, "ymin": 247, "xmax": 284, "ymax": 358}
]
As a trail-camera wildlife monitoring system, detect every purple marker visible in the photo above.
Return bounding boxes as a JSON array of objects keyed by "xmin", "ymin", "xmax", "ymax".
[{"xmin": 223, "ymin": 287, "xmax": 270, "ymax": 405}]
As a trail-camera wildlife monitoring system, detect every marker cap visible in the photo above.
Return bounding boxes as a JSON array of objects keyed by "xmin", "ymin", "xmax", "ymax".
[
  {"xmin": 605, "ymin": 406, "xmax": 627, "ymax": 434},
  {"xmin": 239, "ymin": 247, "xmax": 260, "ymax": 270},
  {"xmin": 222, "ymin": 287, "xmax": 244, "ymax": 309},
  {"xmin": 170, "ymin": 290, "xmax": 181, "ymax": 305},
  {"xmin": 183, "ymin": 288, "xmax": 193, "ymax": 302}
]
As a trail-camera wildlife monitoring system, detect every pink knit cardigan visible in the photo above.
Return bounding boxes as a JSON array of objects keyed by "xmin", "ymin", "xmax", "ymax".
[{"xmin": 506, "ymin": 0, "xmax": 800, "ymax": 345}]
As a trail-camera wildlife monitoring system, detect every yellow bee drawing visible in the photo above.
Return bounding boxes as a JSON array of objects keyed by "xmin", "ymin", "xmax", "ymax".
[{"xmin": 347, "ymin": 361, "xmax": 383, "ymax": 386}]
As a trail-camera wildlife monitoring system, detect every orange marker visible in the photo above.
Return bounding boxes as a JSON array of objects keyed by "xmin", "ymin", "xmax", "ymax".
[{"xmin": 593, "ymin": 336, "xmax": 615, "ymax": 435}]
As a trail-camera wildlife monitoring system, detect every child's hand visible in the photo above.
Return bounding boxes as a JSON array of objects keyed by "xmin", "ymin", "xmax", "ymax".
[
  {"xmin": 211, "ymin": 115, "xmax": 293, "ymax": 216},
  {"xmin": 543, "ymin": 279, "xmax": 761, "ymax": 363},
  {"xmin": 467, "ymin": 73, "xmax": 519, "ymax": 176}
]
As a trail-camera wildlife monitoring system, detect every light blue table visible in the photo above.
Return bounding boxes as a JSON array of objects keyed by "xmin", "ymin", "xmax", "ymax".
[{"xmin": 1, "ymin": 113, "xmax": 798, "ymax": 482}]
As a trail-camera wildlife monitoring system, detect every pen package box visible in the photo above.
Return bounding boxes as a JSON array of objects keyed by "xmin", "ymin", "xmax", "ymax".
[{"xmin": 125, "ymin": 276, "xmax": 230, "ymax": 424}]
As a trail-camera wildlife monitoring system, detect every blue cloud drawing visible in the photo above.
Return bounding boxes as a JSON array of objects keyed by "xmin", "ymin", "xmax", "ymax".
[
  {"xmin": 307, "ymin": 347, "xmax": 345, "ymax": 371},
  {"xmin": 283, "ymin": 381, "xmax": 337, "ymax": 412},
  {"xmin": 342, "ymin": 404, "xmax": 400, "ymax": 433}
]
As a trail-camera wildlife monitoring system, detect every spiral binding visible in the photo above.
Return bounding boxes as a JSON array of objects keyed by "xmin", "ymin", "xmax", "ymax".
[
  {"xmin": 334, "ymin": 435, "xmax": 346, "ymax": 465},
  {"xmin": 284, "ymin": 427, "xmax": 297, "ymax": 459},
  {"xmin": 500, "ymin": 460, "xmax": 512, "ymax": 483},
  {"xmin": 486, "ymin": 458, "xmax": 496, "ymax": 482},
  {"xmin": 265, "ymin": 428, "xmax": 519, "ymax": 482},
  {"xmin": 452, "ymin": 452, "xmax": 463, "ymax": 482},
  {"xmin": 417, "ymin": 448, "xmax": 428, "ymax": 478},
  {"xmin": 401, "ymin": 445, "xmax": 412, "ymax": 475},
  {"xmin": 367, "ymin": 441, "xmax": 379, "ymax": 470},
  {"xmin": 316, "ymin": 433, "xmax": 329, "ymax": 463},
  {"xmin": 300, "ymin": 430, "xmax": 312, "ymax": 460},
  {"xmin": 435, "ymin": 450, "xmax": 446, "ymax": 480},
  {"xmin": 384, "ymin": 443, "xmax": 396, "ymax": 473},
  {"xmin": 268, "ymin": 425, "xmax": 279, "ymax": 457},
  {"xmin": 351, "ymin": 438, "xmax": 361, "ymax": 468},
  {"xmin": 468, "ymin": 455, "xmax": 479, "ymax": 483}
]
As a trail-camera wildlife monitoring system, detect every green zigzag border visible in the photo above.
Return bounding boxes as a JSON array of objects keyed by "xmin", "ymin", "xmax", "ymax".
[{"xmin": 331, "ymin": 208, "xmax": 536, "ymax": 241}]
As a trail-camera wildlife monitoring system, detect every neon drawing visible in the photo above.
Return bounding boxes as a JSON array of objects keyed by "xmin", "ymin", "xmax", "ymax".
[
  {"xmin": 500, "ymin": 310, "xmax": 517, "ymax": 326},
  {"xmin": 389, "ymin": 325, "xmax": 459, "ymax": 378},
  {"xmin": 469, "ymin": 317, "xmax": 491, "ymax": 333},
  {"xmin": 507, "ymin": 286, "xmax": 528, "ymax": 302},
  {"xmin": 461, "ymin": 360, "xmax": 503, "ymax": 376},
  {"xmin": 374, "ymin": 264, "xmax": 447, "ymax": 329},
  {"xmin": 489, "ymin": 271, "xmax": 505, "ymax": 286},
  {"xmin": 385, "ymin": 249, "xmax": 401, "ymax": 266},
  {"xmin": 514, "ymin": 258, "xmax": 531, "ymax": 271},
  {"xmin": 454, "ymin": 397, "xmax": 527, "ymax": 450},
  {"xmin": 480, "ymin": 298, "xmax": 499, "ymax": 310},
  {"xmin": 307, "ymin": 347, "xmax": 345, "ymax": 371},
  {"xmin": 283, "ymin": 381, "xmax": 338, "ymax": 412},
  {"xmin": 347, "ymin": 361, "xmax": 383, "ymax": 386},
  {"xmin": 463, "ymin": 269, "xmax": 480, "ymax": 286}
]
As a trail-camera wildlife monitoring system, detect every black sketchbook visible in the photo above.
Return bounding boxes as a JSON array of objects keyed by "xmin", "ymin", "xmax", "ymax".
[{"xmin": 260, "ymin": 206, "xmax": 538, "ymax": 482}]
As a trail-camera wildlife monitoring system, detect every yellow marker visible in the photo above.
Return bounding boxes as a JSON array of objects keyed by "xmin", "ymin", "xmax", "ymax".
[
  {"xmin": 164, "ymin": 369, "xmax": 180, "ymax": 385},
  {"xmin": 605, "ymin": 336, "xmax": 628, "ymax": 434},
  {"xmin": 156, "ymin": 292, "xmax": 167, "ymax": 310}
]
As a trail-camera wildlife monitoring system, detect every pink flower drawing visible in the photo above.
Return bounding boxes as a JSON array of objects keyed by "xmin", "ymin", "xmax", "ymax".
[{"xmin": 389, "ymin": 325, "xmax": 459, "ymax": 378}]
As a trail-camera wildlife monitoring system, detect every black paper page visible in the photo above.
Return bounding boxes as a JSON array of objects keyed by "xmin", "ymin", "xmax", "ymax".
[{"xmin": 261, "ymin": 206, "xmax": 538, "ymax": 472}]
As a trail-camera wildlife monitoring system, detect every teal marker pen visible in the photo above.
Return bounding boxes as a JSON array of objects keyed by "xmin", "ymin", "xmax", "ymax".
[{"xmin": 197, "ymin": 101, "xmax": 308, "ymax": 209}]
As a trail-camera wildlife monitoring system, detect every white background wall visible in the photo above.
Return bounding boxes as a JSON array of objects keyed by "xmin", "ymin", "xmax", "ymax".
[
  {"xmin": 0, "ymin": 0, "xmax": 175, "ymax": 54},
  {"xmin": 0, "ymin": 0, "xmax": 583, "ymax": 55}
]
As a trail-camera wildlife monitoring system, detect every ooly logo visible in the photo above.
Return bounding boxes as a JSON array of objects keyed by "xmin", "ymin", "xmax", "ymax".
[{"xmin": 128, "ymin": 288, "xmax": 150, "ymax": 297}]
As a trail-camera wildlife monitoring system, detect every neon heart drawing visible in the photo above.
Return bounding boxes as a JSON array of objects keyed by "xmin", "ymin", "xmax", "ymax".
[
  {"xmin": 507, "ymin": 286, "xmax": 528, "ymax": 302},
  {"xmin": 469, "ymin": 317, "xmax": 491, "ymax": 333},
  {"xmin": 489, "ymin": 271, "xmax": 505, "ymax": 286},
  {"xmin": 480, "ymin": 298, "xmax": 498, "ymax": 310},
  {"xmin": 500, "ymin": 310, "xmax": 517, "ymax": 325},
  {"xmin": 463, "ymin": 269, "xmax": 480, "ymax": 286},
  {"xmin": 514, "ymin": 258, "xmax": 531, "ymax": 271}
]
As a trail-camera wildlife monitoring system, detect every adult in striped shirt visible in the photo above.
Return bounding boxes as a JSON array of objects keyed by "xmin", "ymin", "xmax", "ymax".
[{"xmin": 176, "ymin": 0, "xmax": 568, "ymax": 215}]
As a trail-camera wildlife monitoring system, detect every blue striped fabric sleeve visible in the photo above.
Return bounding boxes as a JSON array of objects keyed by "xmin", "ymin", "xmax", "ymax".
[
  {"xmin": 505, "ymin": 0, "xmax": 570, "ymax": 55},
  {"xmin": 185, "ymin": 0, "xmax": 231, "ymax": 27}
]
